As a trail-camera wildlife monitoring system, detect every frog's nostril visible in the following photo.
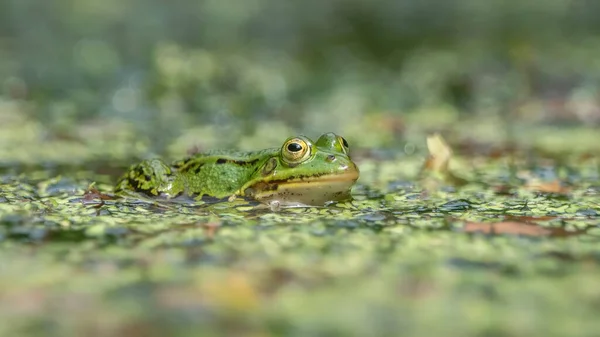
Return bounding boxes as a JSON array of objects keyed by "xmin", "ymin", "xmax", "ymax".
[{"xmin": 326, "ymin": 155, "xmax": 336, "ymax": 162}]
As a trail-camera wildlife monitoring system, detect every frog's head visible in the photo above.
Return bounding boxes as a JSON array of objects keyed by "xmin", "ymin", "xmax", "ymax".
[{"xmin": 242, "ymin": 132, "xmax": 360, "ymax": 206}]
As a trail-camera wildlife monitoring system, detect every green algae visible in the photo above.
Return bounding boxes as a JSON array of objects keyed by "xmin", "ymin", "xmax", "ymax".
[{"xmin": 0, "ymin": 122, "xmax": 599, "ymax": 336}]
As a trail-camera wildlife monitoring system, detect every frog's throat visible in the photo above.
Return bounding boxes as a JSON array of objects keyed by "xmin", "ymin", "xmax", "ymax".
[{"xmin": 240, "ymin": 171, "xmax": 359, "ymax": 198}]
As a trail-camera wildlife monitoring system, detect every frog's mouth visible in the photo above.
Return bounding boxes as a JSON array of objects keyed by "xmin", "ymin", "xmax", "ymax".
[{"xmin": 243, "ymin": 170, "xmax": 360, "ymax": 206}]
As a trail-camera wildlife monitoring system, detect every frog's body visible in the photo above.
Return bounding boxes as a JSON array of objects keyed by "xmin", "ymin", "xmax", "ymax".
[{"xmin": 114, "ymin": 133, "xmax": 359, "ymax": 207}]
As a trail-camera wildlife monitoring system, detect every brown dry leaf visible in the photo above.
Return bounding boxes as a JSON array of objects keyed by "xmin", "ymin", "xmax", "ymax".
[
  {"xmin": 82, "ymin": 184, "xmax": 114, "ymax": 201},
  {"xmin": 463, "ymin": 221, "xmax": 583, "ymax": 237},
  {"xmin": 487, "ymin": 144, "xmax": 519, "ymax": 159},
  {"xmin": 81, "ymin": 185, "xmax": 115, "ymax": 210},
  {"xmin": 424, "ymin": 133, "xmax": 453, "ymax": 173},
  {"xmin": 493, "ymin": 184, "xmax": 515, "ymax": 196},
  {"xmin": 421, "ymin": 133, "xmax": 469, "ymax": 187},
  {"xmin": 525, "ymin": 179, "xmax": 571, "ymax": 195}
]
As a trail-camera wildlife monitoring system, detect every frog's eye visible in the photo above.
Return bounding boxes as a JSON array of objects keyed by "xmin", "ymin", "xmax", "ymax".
[
  {"xmin": 341, "ymin": 137, "xmax": 349, "ymax": 148},
  {"xmin": 337, "ymin": 136, "xmax": 349, "ymax": 154},
  {"xmin": 282, "ymin": 138, "xmax": 311, "ymax": 164}
]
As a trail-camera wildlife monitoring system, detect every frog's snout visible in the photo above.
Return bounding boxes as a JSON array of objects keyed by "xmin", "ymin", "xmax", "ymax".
[{"xmin": 337, "ymin": 157, "xmax": 359, "ymax": 178}]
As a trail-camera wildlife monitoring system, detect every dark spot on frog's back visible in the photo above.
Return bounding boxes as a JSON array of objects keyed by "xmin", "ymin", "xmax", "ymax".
[
  {"xmin": 190, "ymin": 163, "xmax": 204, "ymax": 174},
  {"xmin": 172, "ymin": 159, "xmax": 189, "ymax": 169},
  {"xmin": 215, "ymin": 158, "xmax": 260, "ymax": 166},
  {"xmin": 133, "ymin": 166, "xmax": 145, "ymax": 178}
]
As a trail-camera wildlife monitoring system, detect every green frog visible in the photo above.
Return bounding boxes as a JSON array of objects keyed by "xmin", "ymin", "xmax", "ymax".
[{"xmin": 114, "ymin": 132, "xmax": 360, "ymax": 207}]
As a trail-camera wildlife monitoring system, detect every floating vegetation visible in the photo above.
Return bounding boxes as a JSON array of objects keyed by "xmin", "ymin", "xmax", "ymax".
[{"xmin": 1, "ymin": 120, "xmax": 599, "ymax": 336}]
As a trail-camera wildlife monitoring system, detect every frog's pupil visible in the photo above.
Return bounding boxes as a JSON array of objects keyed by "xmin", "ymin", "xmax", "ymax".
[
  {"xmin": 342, "ymin": 137, "xmax": 349, "ymax": 148},
  {"xmin": 287, "ymin": 143, "xmax": 302, "ymax": 152}
]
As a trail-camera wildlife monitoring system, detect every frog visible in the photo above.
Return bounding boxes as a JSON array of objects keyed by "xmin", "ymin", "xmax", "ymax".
[{"xmin": 114, "ymin": 132, "xmax": 360, "ymax": 207}]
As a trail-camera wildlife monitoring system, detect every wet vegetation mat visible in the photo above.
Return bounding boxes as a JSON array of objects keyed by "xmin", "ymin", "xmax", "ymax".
[
  {"xmin": 4, "ymin": 1, "xmax": 600, "ymax": 335},
  {"xmin": 1, "ymin": 118, "xmax": 599, "ymax": 337}
]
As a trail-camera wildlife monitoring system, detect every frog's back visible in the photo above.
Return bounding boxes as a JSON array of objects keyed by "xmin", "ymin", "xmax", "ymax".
[
  {"xmin": 171, "ymin": 148, "xmax": 277, "ymax": 198},
  {"xmin": 172, "ymin": 148, "xmax": 277, "ymax": 169}
]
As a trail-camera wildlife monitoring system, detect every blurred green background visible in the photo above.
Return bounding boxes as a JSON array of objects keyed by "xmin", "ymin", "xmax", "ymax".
[{"xmin": 1, "ymin": 0, "xmax": 599, "ymax": 162}]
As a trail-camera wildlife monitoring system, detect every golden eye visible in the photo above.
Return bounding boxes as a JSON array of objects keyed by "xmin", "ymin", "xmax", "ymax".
[{"xmin": 282, "ymin": 138, "xmax": 311, "ymax": 164}]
